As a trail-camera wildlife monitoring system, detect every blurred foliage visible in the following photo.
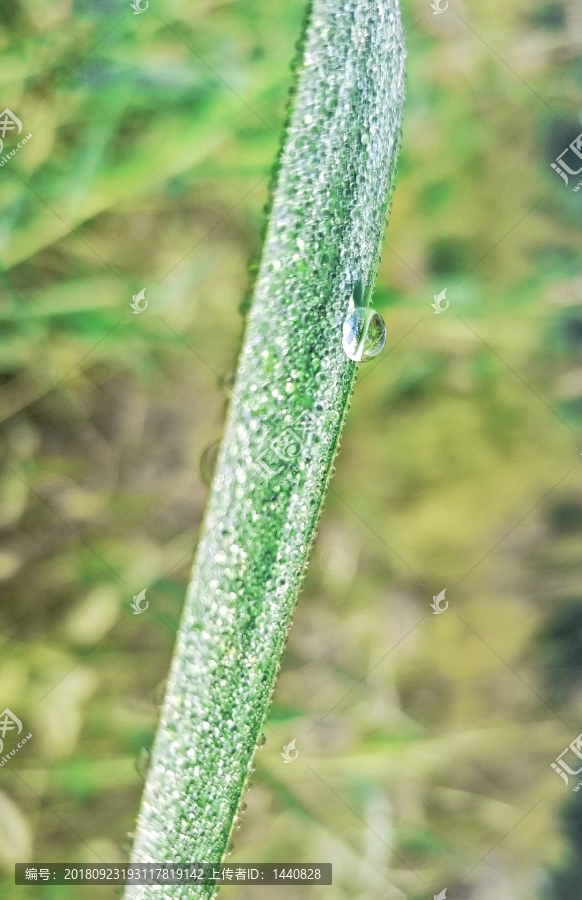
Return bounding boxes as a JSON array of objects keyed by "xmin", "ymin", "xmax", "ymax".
[{"xmin": 1, "ymin": 0, "xmax": 582, "ymax": 898}]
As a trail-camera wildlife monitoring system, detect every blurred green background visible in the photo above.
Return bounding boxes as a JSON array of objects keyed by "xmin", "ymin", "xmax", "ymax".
[{"xmin": 1, "ymin": 0, "xmax": 582, "ymax": 898}]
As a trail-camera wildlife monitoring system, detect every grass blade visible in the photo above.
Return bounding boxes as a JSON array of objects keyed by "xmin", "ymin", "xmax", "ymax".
[{"xmin": 127, "ymin": 0, "xmax": 405, "ymax": 893}]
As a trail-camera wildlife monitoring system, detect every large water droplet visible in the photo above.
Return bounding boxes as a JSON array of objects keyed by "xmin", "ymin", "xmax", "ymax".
[
  {"xmin": 135, "ymin": 747, "xmax": 153, "ymax": 778},
  {"xmin": 200, "ymin": 439, "xmax": 221, "ymax": 487},
  {"xmin": 342, "ymin": 308, "xmax": 386, "ymax": 362}
]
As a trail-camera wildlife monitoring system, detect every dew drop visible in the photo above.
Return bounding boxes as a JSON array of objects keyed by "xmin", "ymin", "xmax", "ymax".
[
  {"xmin": 135, "ymin": 747, "xmax": 152, "ymax": 778},
  {"xmin": 199, "ymin": 439, "xmax": 221, "ymax": 487},
  {"xmin": 152, "ymin": 679, "xmax": 166, "ymax": 706},
  {"xmin": 342, "ymin": 308, "xmax": 386, "ymax": 362},
  {"xmin": 122, "ymin": 832, "xmax": 134, "ymax": 853}
]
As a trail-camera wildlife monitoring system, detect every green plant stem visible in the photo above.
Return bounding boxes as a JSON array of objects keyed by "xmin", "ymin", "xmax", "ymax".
[{"xmin": 127, "ymin": 0, "xmax": 405, "ymax": 894}]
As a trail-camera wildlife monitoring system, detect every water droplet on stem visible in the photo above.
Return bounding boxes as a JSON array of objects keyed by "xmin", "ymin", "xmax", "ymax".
[
  {"xmin": 135, "ymin": 747, "xmax": 152, "ymax": 778},
  {"xmin": 342, "ymin": 308, "xmax": 386, "ymax": 361}
]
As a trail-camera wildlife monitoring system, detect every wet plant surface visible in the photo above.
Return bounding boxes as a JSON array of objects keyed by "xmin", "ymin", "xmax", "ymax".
[
  {"xmin": 126, "ymin": 1, "xmax": 405, "ymax": 892},
  {"xmin": 1, "ymin": 0, "xmax": 582, "ymax": 898}
]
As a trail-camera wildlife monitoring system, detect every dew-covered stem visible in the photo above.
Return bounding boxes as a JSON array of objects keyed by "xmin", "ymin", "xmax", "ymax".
[{"xmin": 126, "ymin": 0, "xmax": 405, "ymax": 895}]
